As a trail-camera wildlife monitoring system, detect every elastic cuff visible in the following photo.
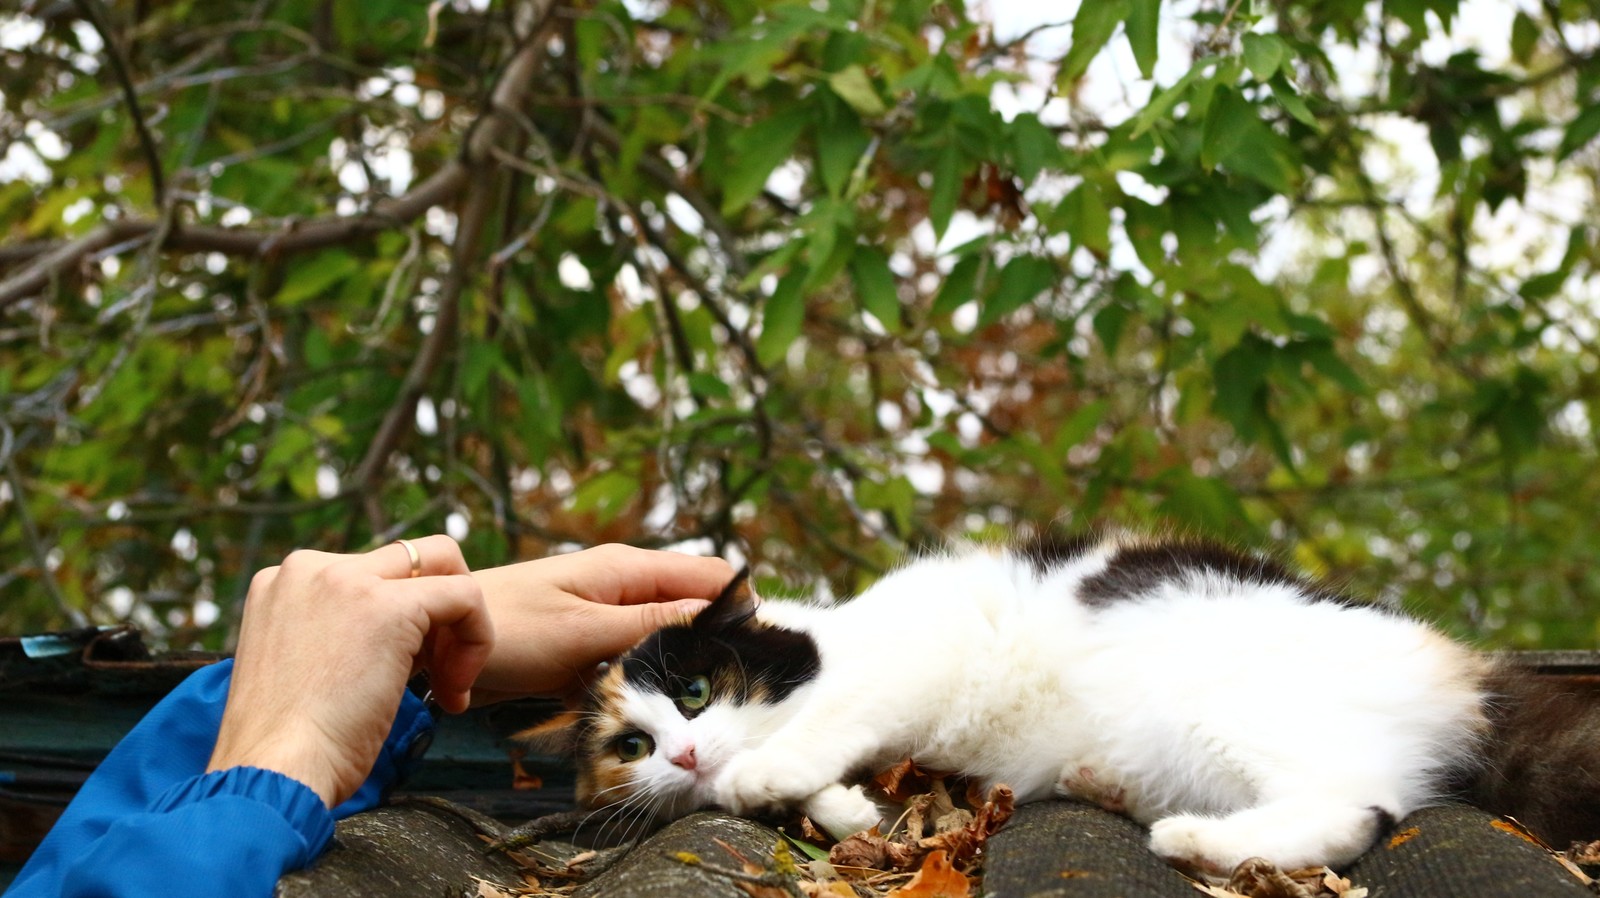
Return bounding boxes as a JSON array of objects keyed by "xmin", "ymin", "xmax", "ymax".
[{"xmin": 152, "ymin": 767, "xmax": 335, "ymax": 864}]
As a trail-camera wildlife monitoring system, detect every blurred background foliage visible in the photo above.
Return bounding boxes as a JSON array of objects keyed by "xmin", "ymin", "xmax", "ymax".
[{"xmin": 1, "ymin": 0, "xmax": 1598, "ymax": 649}]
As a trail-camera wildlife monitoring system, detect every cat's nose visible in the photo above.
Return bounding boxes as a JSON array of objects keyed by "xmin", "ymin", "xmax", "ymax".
[{"xmin": 669, "ymin": 745, "xmax": 697, "ymax": 771}]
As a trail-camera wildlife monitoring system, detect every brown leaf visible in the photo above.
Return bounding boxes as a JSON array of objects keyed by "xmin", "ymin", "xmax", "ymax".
[
  {"xmin": 510, "ymin": 756, "xmax": 543, "ymax": 791},
  {"xmin": 1491, "ymin": 818, "xmax": 1546, "ymax": 847},
  {"xmin": 831, "ymin": 826, "xmax": 896, "ymax": 870},
  {"xmin": 1568, "ymin": 839, "xmax": 1600, "ymax": 865},
  {"xmin": 1223, "ymin": 858, "xmax": 1319, "ymax": 898},
  {"xmin": 1384, "ymin": 826, "xmax": 1420, "ymax": 849},
  {"xmin": 912, "ymin": 783, "xmax": 1015, "ymax": 868},
  {"xmin": 873, "ymin": 760, "xmax": 936, "ymax": 803},
  {"xmin": 472, "ymin": 878, "xmax": 520, "ymax": 898},
  {"xmin": 801, "ymin": 816, "xmax": 828, "ymax": 843},
  {"xmin": 1202, "ymin": 859, "xmax": 1367, "ymax": 898},
  {"xmin": 886, "ymin": 850, "xmax": 971, "ymax": 898}
]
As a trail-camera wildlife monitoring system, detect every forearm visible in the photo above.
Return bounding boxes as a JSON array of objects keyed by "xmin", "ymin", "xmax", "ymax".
[{"xmin": 10, "ymin": 660, "xmax": 431, "ymax": 898}]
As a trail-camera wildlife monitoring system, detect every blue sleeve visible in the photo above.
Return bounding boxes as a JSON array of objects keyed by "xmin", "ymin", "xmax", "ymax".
[{"xmin": 5, "ymin": 659, "xmax": 433, "ymax": 898}]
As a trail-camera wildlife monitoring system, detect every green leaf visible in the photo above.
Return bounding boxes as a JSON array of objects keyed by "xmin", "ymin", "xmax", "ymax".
[
  {"xmin": 932, "ymin": 254, "xmax": 982, "ymax": 318},
  {"xmin": 1009, "ymin": 113, "xmax": 1061, "ymax": 181},
  {"xmin": 1058, "ymin": 0, "xmax": 1131, "ymax": 88},
  {"xmin": 929, "ymin": 144, "xmax": 962, "ymax": 240},
  {"xmin": 1211, "ymin": 338, "xmax": 1269, "ymax": 436},
  {"xmin": 572, "ymin": 469, "xmax": 639, "ymax": 526},
  {"xmin": 722, "ymin": 109, "xmax": 809, "ymax": 214},
  {"xmin": 1269, "ymin": 77, "xmax": 1319, "ymax": 129},
  {"xmin": 1058, "ymin": 183, "xmax": 1112, "ymax": 257},
  {"xmin": 275, "ymin": 251, "xmax": 360, "ymax": 307},
  {"xmin": 1126, "ymin": 0, "xmax": 1160, "ymax": 79},
  {"xmin": 817, "ymin": 119, "xmax": 872, "ymax": 197},
  {"xmin": 1158, "ymin": 470, "xmax": 1249, "ymax": 533},
  {"xmin": 981, "ymin": 255, "xmax": 1056, "ymax": 326},
  {"xmin": 1241, "ymin": 33, "xmax": 1285, "ymax": 81},
  {"xmin": 850, "ymin": 246, "xmax": 902, "ymax": 331},
  {"xmin": 756, "ymin": 268, "xmax": 807, "ymax": 366},
  {"xmin": 827, "ymin": 65, "xmax": 888, "ymax": 116},
  {"xmin": 1559, "ymin": 105, "xmax": 1600, "ymax": 161},
  {"xmin": 1302, "ymin": 342, "xmax": 1366, "ymax": 394},
  {"xmin": 1201, "ymin": 87, "xmax": 1255, "ymax": 170},
  {"xmin": 1510, "ymin": 11, "xmax": 1538, "ymax": 64},
  {"xmin": 857, "ymin": 474, "xmax": 916, "ymax": 533},
  {"xmin": 1130, "ymin": 58, "xmax": 1211, "ymax": 138},
  {"xmin": 687, "ymin": 372, "xmax": 734, "ymax": 401},
  {"xmin": 1052, "ymin": 400, "xmax": 1107, "ymax": 453}
]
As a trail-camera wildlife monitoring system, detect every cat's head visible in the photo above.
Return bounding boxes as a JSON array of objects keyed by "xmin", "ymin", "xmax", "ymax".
[{"xmin": 518, "ymin": 569, "xmax": 820, "ymax": 829}]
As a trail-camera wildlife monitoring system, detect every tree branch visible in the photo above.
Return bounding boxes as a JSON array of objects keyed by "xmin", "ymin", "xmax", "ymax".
[
  {"xmin": 345, "ymin": 2, "xmax": 555, "ymax": 502},
  {"xmin": 0, "ymin": 1, "xmax": 553, "ymax": 309}
]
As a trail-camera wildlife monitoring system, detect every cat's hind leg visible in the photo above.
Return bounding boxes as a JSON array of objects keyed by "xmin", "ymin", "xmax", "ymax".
[{"xmin": 1147, "ymin": 798, "xmax": 1395, "ymax": 877}]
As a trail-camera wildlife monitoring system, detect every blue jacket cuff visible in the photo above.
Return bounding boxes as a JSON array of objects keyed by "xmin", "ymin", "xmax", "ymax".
[{"xmin": 152, "ymin": 767, "xmax": 335, "ymax": 866}]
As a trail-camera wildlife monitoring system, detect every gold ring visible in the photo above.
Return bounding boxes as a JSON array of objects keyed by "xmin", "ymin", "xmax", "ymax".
[{"xmin": 395, "ymin": 538, "xmax": 422, "ymax": 578}]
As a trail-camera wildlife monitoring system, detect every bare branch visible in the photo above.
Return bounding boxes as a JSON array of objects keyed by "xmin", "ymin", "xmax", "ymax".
[
  {"xmin": 71, "ymin": 0, "xmax": 168, "ymax": 208},
  {"xmin": 346, "ymin": 2, "xmax": 556, "ymax": 499}
]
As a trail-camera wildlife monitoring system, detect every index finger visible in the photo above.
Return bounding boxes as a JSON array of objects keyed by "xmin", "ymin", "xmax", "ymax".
[{"xmin": 550, "ymin": 545, "xmax": 735, "ymax": 606}]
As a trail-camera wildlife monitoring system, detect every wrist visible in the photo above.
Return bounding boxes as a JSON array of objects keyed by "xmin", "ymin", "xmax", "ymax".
[{"xmin": 208, "ymin": 730, "xmax": 341, "ymax": 808}]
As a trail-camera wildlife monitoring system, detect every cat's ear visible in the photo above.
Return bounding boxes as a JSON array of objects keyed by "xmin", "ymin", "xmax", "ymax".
[
  {"xmin": 513, "ymin": 710, "xmax": 583, "ymax": 756},
  {"xmin": 694, "ymin": 566, "xmax": 756, "ymax": 629}
]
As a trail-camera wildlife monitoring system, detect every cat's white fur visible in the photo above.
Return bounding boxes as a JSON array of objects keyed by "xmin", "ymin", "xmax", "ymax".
[{"xmin": 616, "ymin": 542, "xmax": 1490, "ymax": 873}]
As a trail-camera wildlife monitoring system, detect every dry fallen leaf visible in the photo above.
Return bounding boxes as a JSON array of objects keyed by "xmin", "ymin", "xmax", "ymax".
[
  {"xmin": 874, "ymin": 760, "xmax": 939, "ymax": 804},
  {"xmin": 1569, "ymin": 839, "xmax": 1600, "ymax": 866},
  {"xmin": 473, "ymin": 877, "xmax": 521, "ymax": 898},
  {"xmin": 510, "ymin": 755, "xmax": 544, "ymax": 791},
  {"xmin": 886, "ymin": 850, "xmax": 972, "ymax": 898},
  {"xmin": 1186, "ymin": 859, "xmax": 1367, "ymax": 898},
  {"xmin": 1385, "ymin": 826, "xmax": 1420, "ymax": 849},
  {"xmin": 831, "ymin": 825, "xmax": 916, "ymax": 871}
]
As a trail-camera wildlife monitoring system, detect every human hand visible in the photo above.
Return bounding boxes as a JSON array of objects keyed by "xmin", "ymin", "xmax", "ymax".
[
  {"xmin": 208, "ymin": 535, "xmax": 492, "ymax": 807},
  {"xmin": 469, "ymin": 544, "xmax": 734, "ymax": 703}
]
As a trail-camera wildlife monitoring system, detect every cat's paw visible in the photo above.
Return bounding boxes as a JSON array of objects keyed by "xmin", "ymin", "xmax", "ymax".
[
  {"xmin": 804, "ymin": 785, "xmax": 883, "ymax": 840},
  {"xmin": 1148, "ymin": 803, "xmax": 1387, "ymax": 877},
  {"xmin": 714, "ymin": 751, "xmax": 831, "ymax": 815},
  {"xmin": 1148, "ymin": 813, "xmax": 1249, "ymax": 879}
]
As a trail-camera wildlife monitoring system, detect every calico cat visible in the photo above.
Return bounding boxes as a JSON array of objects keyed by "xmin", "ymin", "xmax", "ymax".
[{"xmin": 520, "ymin": 530, "xmax": 1600, "ymax": 875}]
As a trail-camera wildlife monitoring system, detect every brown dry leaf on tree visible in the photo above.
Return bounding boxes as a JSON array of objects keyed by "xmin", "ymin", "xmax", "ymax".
[{"xmin": 885, "ymin": 850, "xmax": 971, "ymax": 898}]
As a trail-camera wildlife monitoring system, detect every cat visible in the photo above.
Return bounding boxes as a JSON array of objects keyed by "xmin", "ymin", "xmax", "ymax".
[{"xmin": 519, "ymin": 530, "xmax": 1600, "ymax": 876}]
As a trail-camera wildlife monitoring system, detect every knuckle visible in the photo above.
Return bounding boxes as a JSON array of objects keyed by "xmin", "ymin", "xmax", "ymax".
[{"xmin": 591, "ymin": 542, "xmax": 634, "ymax": 563}]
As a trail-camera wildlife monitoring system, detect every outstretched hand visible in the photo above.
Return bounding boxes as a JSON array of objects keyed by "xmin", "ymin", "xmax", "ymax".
[
  {"xmin": 470, "ymin": 544, "xmax": 734, "ymax": 703},
  {"xmin": 208, "ymin": 535, "xmax": 492, "ymax": 808}
]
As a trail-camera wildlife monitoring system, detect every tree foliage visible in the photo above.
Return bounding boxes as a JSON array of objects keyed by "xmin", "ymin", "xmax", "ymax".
[{"xmin": 2, "ymin": 0, "xmax": 1598, "ymax": 647}]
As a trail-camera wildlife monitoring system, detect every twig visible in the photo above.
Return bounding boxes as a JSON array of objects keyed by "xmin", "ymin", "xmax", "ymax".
[
  {"xmin": 71, "ymin": 0, "xmax": 167, "ymax": 207},
  {"xmin": 4, "ymin": 444, "xmax": 89, "ymax": 628}
]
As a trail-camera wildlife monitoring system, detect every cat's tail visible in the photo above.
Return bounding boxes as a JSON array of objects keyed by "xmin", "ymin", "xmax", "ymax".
[{"xmin": 1464, "ymin": 662, "xmax": 1600, "ymax": 847}]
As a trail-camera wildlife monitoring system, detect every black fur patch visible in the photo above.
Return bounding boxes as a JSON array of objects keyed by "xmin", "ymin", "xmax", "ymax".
[
  {"xmin": 1466, "ymin": 665, "xmax": 1600, "ymax": 846},
  {"xmin": 1017, "ymin": 531, "xmax": 1099, "ymax": 577},
  {"xmin": 619, "ymin": 576, "xmax": 820, "ymax": 709},
  {"xmin": 1078, "ymin": 538, "xmax": 1360, "ymax": 609}
]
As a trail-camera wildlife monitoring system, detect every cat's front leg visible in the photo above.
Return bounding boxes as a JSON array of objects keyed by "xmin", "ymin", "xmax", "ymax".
[
  {"xmin": 804, "ymin": 784, "xmax": 885, "ymax": 840},
  {"xmin": 714, "ymin": 722, "xmax": 883, "ymax": 816}
]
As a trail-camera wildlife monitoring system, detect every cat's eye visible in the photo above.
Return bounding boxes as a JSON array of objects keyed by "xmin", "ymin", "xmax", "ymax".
[
  {"xmin": 615, "ymin": 733, "xmax": 653, "ymax": 762},
  {"xmin": 679, "ymin": 675, "xmax": 711, "ymax": 710}
]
